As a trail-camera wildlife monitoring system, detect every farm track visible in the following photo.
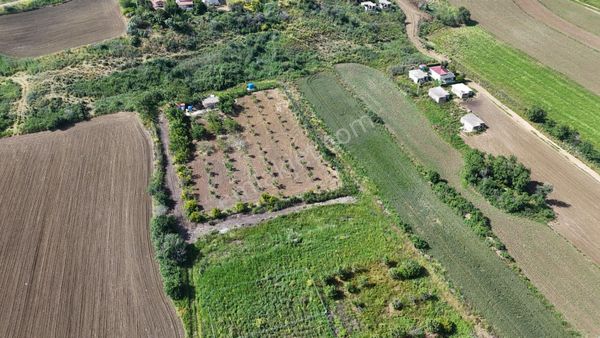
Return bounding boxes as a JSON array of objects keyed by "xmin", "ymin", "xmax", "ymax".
[
  {"xmin": 0, "ymin": 113, "xmax": 184, "ymax": 337},
  {"xmin": 0, "ymin": 0, "xmax": 125, "ymax": 57},
  {"xmin": 337, "ymin": 63, "xmax": 600, "ymax": 335},
  {"xmin": 447, "ymin": 0, "xmax": 600, "ymax": 95}
]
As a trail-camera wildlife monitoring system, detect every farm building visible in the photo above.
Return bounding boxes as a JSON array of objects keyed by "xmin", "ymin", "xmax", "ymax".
[
  {"xmin": 429, "ymin": 65, "xmax": 455, "ymax": 84},
  {"xmin": 428, "ymin": 86, "xmax": 450, "ymax": 103},
  {"xmin": 460, "ymin": 113, "xmax": 486, "ymax": 132},
  {"xmin": 176, "ymin": 0, "xmax": 194, "ymax": 10},
  {"xmin": 361, "ymin": 1, "xmax": 378, "ymax": 11},
  {"xmin": 378, "ymin": 0, "xmax": 392, "ymax": 9},
  {"xmin": 409, "ymin": 69, "xmax": 430, "ymax": 84},
  {"xmin": 202, "ymin": 95, "xmax": 220, "ymax": 109},
  {"xmin": 150, "ymin": 0, "xmax": 165, "ymax": 9},
  {"xmin": 451, "ymin": 83, "xmax": 474, "ymax": 99},
  {"xmin": 203, "ymin": 0, "xmax": 221, "ymax": 6}
]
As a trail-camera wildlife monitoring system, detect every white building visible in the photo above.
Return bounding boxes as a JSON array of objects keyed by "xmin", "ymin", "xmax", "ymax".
[
  {"xmin": 202, "ymin": 95, "xmax": 220, "ymax": 109},
  {"xmin": 360, "ymin": 1, "xmax": 377, "ymax": 11},
  {"xmin": 203, "ymin": 0, "xmax": 221, "ymax": 6},
  {"xmin": 378, "ymin": 0, "xmax": 392, "ymax": 9},
  {"xmin": 409, "ymin": 69, "xmax": 429, "ymax": 84},
  {"xmin": 429, "ymin": 65, "xmax": 455, "ymax": 84},
  {"xmin": 176, "ymin": 0, "xmax": 194, "ymax": 10},
  {"xmin": 451, "ymin": 83, "xmax": 473, "ymax": 99},
  {"xmin": 460, "ymin": 113, "xmax": 486, "ymax": 132},
  {"xmin": 428, "ymin": 86, "xmax": 450, "ymax": 103}
]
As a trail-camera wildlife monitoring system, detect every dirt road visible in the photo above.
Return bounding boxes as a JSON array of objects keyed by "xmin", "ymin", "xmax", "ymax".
[
  {"xmin": 0, "ymin": 113, "xmax": 184, "ymax": 337},
  {"xmin": 0, "ymin": 0, "xmax": 125, "ymax": 57}
]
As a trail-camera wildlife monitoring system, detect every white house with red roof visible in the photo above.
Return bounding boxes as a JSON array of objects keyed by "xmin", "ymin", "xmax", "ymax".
[{"xmin": 429, "ymin": 65, "xmax": 455, "ymax": 84}]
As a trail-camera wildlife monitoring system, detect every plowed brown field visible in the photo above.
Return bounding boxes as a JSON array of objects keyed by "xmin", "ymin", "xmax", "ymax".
[
  {"xmin": 0, "ymin": 113, "xmax": 184, "ymax": 337},
  {"xmin": 0, "ymin": 0, "xmax": 124, "ymax": 57}
]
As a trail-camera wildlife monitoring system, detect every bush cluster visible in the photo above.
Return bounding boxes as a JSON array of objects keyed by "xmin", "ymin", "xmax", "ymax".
[
  {"xmin": 388, "ymin": 259, "xmax": 425, "ymax": 280},
  {"xmin": 150, "ymin": 215, "xmax": 190, "ymax": 299},
  {"xmin": 526, "ymin": 106, "xmax": 600, "ymax": 168},
  {"xmin": 463, "ymin": 150, "xmax": 555, "ymax": 220}
]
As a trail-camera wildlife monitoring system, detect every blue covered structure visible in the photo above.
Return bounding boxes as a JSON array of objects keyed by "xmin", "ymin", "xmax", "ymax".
[{"xmin": 247, "ymin": 82, "xmax": 256, "ymax": 91}]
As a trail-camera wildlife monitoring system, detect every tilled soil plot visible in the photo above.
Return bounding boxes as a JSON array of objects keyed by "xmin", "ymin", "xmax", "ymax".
[
  {"xmin": 448, "ymin": 0, "xmax": 600, "ymax": 95},
  {"xmin": 0, "ymin": 113, "xmax": 184, "ymax": 337},
  {"xmin": 0, "ymin": 0, "xmax": 125, "ymax": 57},
  {"xmin": 191, "ymin": 89, "xmax": 340, "ymax": 211}
]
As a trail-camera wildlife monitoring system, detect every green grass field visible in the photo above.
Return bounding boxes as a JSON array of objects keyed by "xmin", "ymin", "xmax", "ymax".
[
  {"xmin": 191, "ymin": 199, "xmax": 472, "ymax": 337},
  {"xmin": 573, "ymin": 0, "xmax": 600, "ymax": 9},
  {"xmin": 298, "ymin": 71, "xmax": 572, "ymax": 337},
  {"xmin": 430, "ymin": 27, "xmax": 600, "ymax": 149}
]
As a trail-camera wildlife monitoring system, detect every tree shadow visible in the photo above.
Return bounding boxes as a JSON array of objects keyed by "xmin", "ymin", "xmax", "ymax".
[{"xmin": 546, "ymin": 199, "xmax": 571, "ymax": 208}]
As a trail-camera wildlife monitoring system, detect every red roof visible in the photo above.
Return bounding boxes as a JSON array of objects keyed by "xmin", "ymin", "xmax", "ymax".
[{"xmin": 430, "ymin": 65, "xmax": 449, "ymax": 76}]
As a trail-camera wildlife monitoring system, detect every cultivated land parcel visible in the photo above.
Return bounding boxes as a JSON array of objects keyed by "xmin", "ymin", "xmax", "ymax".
[
  {"xmin": 0, "ymin": 113, "xmax": 183, "ymax": 337},
  {"xmin": 299, "ymin": 71, "xmax": 572, "ymax": 337}
]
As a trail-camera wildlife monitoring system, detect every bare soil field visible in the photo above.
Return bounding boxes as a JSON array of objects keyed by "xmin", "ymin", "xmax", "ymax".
[
  {"xmin": 0, "ymin": 113, "xmax": 184, "ymax": 337},
  {"xmin": 447, "ymin": 0, "xmax": 600, "ymax": 95},
  {"xmin": 191, "ymin": 89, "xmax": 340, "ymax": 211},
  {"xmin": 462, "ymin": 95, "xmax": 600, "ymax": 264},
  {"xmin": 538, "ymin": 0, "xmax": 600, "ymax": 36},
  {"xmin": 0, "ymin": 0, "xmax": 125, "ymax": 57}
]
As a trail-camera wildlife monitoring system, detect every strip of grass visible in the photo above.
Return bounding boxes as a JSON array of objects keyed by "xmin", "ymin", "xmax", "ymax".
[
  {"xmin": 0, "ymin": 0, "xmax": 68, "ymax": 15},
  {"xmin": 430, "ymin": 27, "xmax": 600, "ymax": 149},
  {"xmin": 298, "ymin": 71, "xmax": 572, "ymax": 337},
  {"xmin": 192, "ymin": 198, "xmax": 472, "ymax": 337},
  {"xmin": 572, "ymin": 0, "xmax": 600, "ymax": 10}
]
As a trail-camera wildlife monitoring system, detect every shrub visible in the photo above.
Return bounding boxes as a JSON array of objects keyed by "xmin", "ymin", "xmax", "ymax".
[
  {"xmin": 526, "ymin": 106, "xmax": 547, "ymax": 123},
  {"xmin": 346, "ymin": 282, "xmax": 359, "ymax": 294},
  {"xmin": 389, "ymin": 260, "xmax": 425, "ymax": 280},
  {"xmin": 391, "ymin": 299, "xmax": 404, "ymax": 310}
]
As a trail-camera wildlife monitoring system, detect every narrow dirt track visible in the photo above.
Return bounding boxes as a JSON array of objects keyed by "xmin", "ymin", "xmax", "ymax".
[
  {"xmin": 0, "ymin": 0, "xmax": 125, "ymax": 57},
  {"xmin": 514, "ymin": 0, "xmax": 600, "ymax": 51},
  {"xmin": 0, "ymin": 113, "xmax": 184, "ymax": 337},
  {"xmin": 447, "ymin": 0, "xmax": 600, "ymax": 96}
]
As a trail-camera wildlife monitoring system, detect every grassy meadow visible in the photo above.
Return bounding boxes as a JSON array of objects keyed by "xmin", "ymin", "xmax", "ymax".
[
  {"xmin": 298, "ymin": 71, "xmax": 573, "ymax": 337},
  {"xmin": 191, "ymin": 198, "xmax": 473, "ymax": 337},
  {"xmin": 430, "ymin": 27, "xmax": 600, "ymax": 149}
]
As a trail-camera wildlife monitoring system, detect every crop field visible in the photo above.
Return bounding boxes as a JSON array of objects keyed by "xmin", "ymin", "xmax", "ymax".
[
  {"xmin": 191, "ymin": 89, "xmax": 340, "ymax": 211},
  {"xmin": 0, "ymin": 113, "xmax": 183, "ymax": 337},
  {"xmin": 447, "ymin": 0, "xmax": 600, "ymax": 95},
  {"xmin": 193, "ymin": 199, "xmax": 473, "ymax": 337},
  {"xmin": 0, "ymin": 0, "xmax": 124, "ymax": 57},
  {"xmin": 431, "ymin": 27, "xmax": 600, "ymax": 149},
  {"xmin": 538, "ymin": 0, "xmax": 600, "ymax": 35},
  {"xmin": 333, "ymin": 63, "xmax": 600, "ymax": 335},
  {"xmin": 299, "ymin": 71, "xmax": 573, "ymax": 337}
]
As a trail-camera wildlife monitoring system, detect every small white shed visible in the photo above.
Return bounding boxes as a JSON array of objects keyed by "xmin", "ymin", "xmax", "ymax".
[
  {"xmin": 361, "ymin": 1, "xmax": 377, "ymax": 11},
  {"xmin": 409, "ymin": 69, "xmax": 429, "ymax": 84},
  {"xmin": 428, "ymin": 86, "xmax": 450, "ymax": 103},
  {"xmin": 451, "ymin": 83, "xmax": 474, "ymax": 99},
  {"xmin": 202, "ymin": 95, "xmax": 220, "ymax": 109},
  {"xmin": 378, "ymin": 0, "xmax": 392, "ymax": 9},
  {"xmin": 460, "ymin": 113, "xmax": 486, "ymax": 132}
]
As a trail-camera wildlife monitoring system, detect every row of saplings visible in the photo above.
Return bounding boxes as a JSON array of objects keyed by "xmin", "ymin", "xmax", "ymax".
[{"xmin": 322, "ymin": 258, "xmax": 457, "ymax": 337}]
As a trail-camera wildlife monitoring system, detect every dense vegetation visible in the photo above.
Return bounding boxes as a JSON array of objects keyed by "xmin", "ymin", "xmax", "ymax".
[
  {"xmin": 299, "ymin": 71, "xmax": 573, "ymax": 337},
  {"xmin": 192, "ymin": 198, "xmax": 472, "ymax": 337},
  {"xmin": 430, "ymin": 27, "xmax": 600, "ymax": 164},
  {"xmin": 463, "ymin": 150, "xmax": 555, "ymax": 221},
  {"xmin": 0, "ymin": 80, "xmax": 18, "ymax": 136}
]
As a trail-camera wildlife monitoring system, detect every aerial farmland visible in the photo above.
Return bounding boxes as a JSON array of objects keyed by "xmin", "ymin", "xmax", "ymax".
[{"xmin": 1, "ymin": 0, "xmax": 600, "ymax": 336}]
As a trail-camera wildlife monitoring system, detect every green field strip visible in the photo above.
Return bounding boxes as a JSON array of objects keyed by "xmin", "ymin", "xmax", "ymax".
[
  {"xmin": 430, "ymin": 27, "xmax": 600, "ymax": 149},
  {"xmin": 298, "ymin": 72, "xmax": 571, "ymax": 337}
]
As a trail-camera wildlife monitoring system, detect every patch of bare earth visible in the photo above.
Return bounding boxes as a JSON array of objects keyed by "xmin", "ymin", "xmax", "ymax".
[
  {"xmin": 190, "ymin": 89, "xmax": 340, "ymax": 211},
  {"xmin": 0, "ymin": 113, "xmax": 184, "ymax": 337},
  {"xmin": 0, "ymin": 0, "xmax": 125, "ymax": 57}
]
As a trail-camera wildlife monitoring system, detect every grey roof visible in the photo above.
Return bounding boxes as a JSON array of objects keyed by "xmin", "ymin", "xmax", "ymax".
[
  {"xmin": 451, "ymin": 83, "xmax": 472, "ymax": 93},
  {"xmin": 428, "ymin": 86, "xmax": 449, "ymax": 98},
  {"xmin": 202, "ymin": 95, "xmax": 220, "ymax": 105},
  {"xmin": 460, "ymin": 113, "xmax": 485, "ymax": 127},
  {"xmin": 409, "ymin": 69, "xmax": 428, "ymax": 79}
]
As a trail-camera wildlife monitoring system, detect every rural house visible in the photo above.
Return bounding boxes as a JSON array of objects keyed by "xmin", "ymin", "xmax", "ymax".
[
  {"xmin": 429, "ymin": 65, "xmax": 455, "ymax": 84},
  {"xmin": 409, "ymin": 69, "xmax": 430, "ymax": 84},
  {"xmin": 360, "ymin": 1, "xmax": 378, "ymax": 11},
  {"xmin": 460, "ymin": 113, "xmax": 486, "ymax": 132},
  {"xmin": 203, "ymin": 0, "xmax": 221, "ymax": 5},
  {"xmin": 451, "ymin": 83, "xmax": 474, "ymax": 99},
  {"xmin": 378, "ymin": 0, "xmax": 392, "ymax": 9},
  {"xmin": 176, "ymin": 0, "xmax": 194, "ymax": 10},
  {"xmin": 202, "ymin": 95, "xmax": 220, "ymax": 109},
  {"xmin": 428, "ymin": 86, "xmax": 450, "ymax": 103}
]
